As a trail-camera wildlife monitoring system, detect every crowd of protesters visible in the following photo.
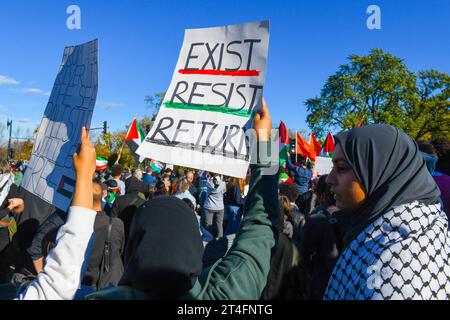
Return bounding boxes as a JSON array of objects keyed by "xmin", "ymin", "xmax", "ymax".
[{"xmin": 0, "ymin": 101, "xmax": 449, "ymax": 300}]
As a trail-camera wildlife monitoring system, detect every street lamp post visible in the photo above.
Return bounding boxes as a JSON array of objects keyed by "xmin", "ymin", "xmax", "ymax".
[{"xmin": 6, "ymin": 120, "xmax": 12, "ymax": 161}]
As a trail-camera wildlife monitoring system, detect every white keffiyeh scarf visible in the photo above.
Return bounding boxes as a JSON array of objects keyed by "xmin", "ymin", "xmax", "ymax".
[
  {"xmin": 0, "ymin": 173, "xmax": 14, "ymax": 206},
  {"xmin": 324, "ymin": 201, "xmax": 450, "ymax": 300}
]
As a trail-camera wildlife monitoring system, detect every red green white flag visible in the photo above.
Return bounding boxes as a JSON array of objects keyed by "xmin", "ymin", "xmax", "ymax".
[
  {"xmin": 96, "ymin": 156, "xmax": 108, "ymax": 170},
  {"xmin": 125, "ymin": 118, "xmax": 146, "ymax": 163},
  {"xmin": 319, "ymin": 132, "xmax": 335, "ymax": 157},
  {"xmin": 278, "ymin": 121, "xmax": 290, "ymax": 166}
]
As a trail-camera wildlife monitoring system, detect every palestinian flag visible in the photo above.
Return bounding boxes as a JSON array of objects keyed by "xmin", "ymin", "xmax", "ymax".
[
  {"xmin": 150, "ymin": 159, "xmax": 165, "ymax": 173},
  {"xmin": 278, "ymin": 121, "xmax": 290, "ymax": 166},
  {"xmin": 96, "ymin": 156, "xmax": 108, "ymax": 170},
  {"xmin": 319, "ymin": 132, "xmax": 335, "ymax": 157},
  {"xmin": 125, "ymin": 118, "xmax": 146, "ymax": 163},
  {"xmin": 57, "ymin": 175, "xmax": 76, "ymax": 199}
]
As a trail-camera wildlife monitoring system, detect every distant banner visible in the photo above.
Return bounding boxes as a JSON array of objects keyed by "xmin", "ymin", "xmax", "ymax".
[
  {"xmin": 21, "ymin": 39, "xmax": 98, "ymax": 211},
  {"xmin": 137, "ymin": 21, "xmax": 270, "ymax": 178}
]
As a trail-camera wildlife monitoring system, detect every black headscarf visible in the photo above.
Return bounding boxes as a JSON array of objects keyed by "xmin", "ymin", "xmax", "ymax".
[
  {"xmin": 335, "ymin": 124, "xmax": 441, "ymax": 246},
  {"xmin": 119, "ymin": 196, "xmax": 204, "ymax": 299},
  {"xmin": 125, "ymin": 176, "xmax": 143, "ymax": 195}
]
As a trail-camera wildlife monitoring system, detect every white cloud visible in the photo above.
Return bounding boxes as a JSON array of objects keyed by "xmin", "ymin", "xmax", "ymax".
[
  {"xmin": 15, "ymin": 118, "xmax": 33, "ymax": 123},
  {"xmin": 99, "ymin": 102, "xmax": 124, "ymax": 110},
  {"xmin": 0, "ymin": 75, "xmax": 19, "ymax": 85},
  {"xmin": 8, "ymin": 87, "xmax": 50, "ymax": 96}
]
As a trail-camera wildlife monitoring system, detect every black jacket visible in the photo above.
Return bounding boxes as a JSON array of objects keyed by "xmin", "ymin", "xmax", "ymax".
[
  {"xmin": 299, "ymin": 205, "xmax": 352, "ymax": 300},
  {"xmin": 27, "ymin": 209, "xmax": 67, "ymax": 260},
  {"xmin": 223, "ymin": 185, "xmax": 244, "ymax": 208},
  {"xmin": 83, "ymin": 211, "xmax": 125, "ymax": 290},
  {"xmin": 110, "ymin": 180, "xmax": 146, "ymax": 244},
  {"xmin": 0, "ymin": 184, "xmax": 20, "ymax": 253}
]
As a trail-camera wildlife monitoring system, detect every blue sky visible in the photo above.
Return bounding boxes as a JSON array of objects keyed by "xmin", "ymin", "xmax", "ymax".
[{"xmin": 0, "ymin": 0, "xmax": 449, "ymax": 141}]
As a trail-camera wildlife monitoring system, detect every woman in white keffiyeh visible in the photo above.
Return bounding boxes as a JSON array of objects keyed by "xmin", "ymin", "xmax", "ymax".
[{"xmin": 323, "ymin": 124, "xmax": 450, "ymax": 300}]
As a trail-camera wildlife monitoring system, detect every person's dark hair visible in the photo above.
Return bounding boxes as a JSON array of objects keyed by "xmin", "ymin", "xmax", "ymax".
[
  {"xmin": 279, "ymin": 182, "xmax": 300, "ymax": 203},
  {"xmin": 154, "ymin": 181, "xmax": 169, "ymax": 196},
  {"xmin": 181, "ymin": 198, "xmax": 195, "ymax": 210},
  {"xmin": 430, "ymin": 137, "xmax": 450, "ymax": 174},
  {"xmin": 315, "ymin": 174, "xmax": 335, "ymax": 207},
  {"xmin": 144, "ymin": 182, "xmax": 156, "ymax": 199},
  {"xmin": 112, "ymin": 164, "xmax": 124, "ymax": 177},
  {"xmin": 106, "ymin": 179, "xmax": 118, "ymax": 189},
  {"xmin": 418, "ymin": 141, "xmax": 436, "ymax": 155}
]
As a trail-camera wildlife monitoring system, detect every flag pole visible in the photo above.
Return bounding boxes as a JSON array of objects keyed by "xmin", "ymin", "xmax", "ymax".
[
  {"xmin": 295, "ymin": 131, "xmax": 298, "ymax": 163},
  {"xmin": 114, "ymin": 137, "xmax": 126, "ymax": 165}
]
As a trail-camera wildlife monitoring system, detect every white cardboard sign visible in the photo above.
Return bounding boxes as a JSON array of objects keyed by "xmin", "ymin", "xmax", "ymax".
[
  {"xmin": 21, "ymin": 39, "xmax": 98, "ymax": 211},
  {"xmin": 137, "ymin": 21, "xmax": 270, "ymax": 178},
  {"xmin": 314, "ymin": 156, "xmax": 333, "ymax": 176}
]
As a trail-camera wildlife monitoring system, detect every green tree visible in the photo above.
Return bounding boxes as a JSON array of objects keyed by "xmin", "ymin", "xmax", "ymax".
[
  {"xmin": 13, "ymin": 140, "xmax": 34, "ymax": 161},
  {"xmin": 139, "ymin": 115, "xmax": 154, "ymax": 136},
  {"xmin": 305, "ymin": 49, "xmax": 449, "ymax": 140},
  {"xmin": 94, "ymin": 130, "xmax": 135, "ymax": 168},
  {"xmin": 404, "ymin": 70, "xmax": 450, "ymax": 140},
  {"xmin": 144, "ymin": 92, "xmax": 166, "ymax": 119}
]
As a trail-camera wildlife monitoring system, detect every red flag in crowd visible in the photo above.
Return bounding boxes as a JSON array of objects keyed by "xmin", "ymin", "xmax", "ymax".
[
  {"xmin": 296, "ymin": 133, "xmax": 315, "ymax": 161},
  {"xmin": 309, "ymin": 133, "xmax": 322, "ymax": 161},
  {"xmin": 319, "ymin": 132, "xmax": 335, "ymax": 157},
  {"xmin": 278, "ymin": 121, "xmax": 290, "ymax": 166}
]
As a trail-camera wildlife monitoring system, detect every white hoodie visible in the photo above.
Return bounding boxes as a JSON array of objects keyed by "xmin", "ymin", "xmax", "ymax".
[{"xmin": 18, "ymin": 206, "xmax": 96, "ymax": 300}]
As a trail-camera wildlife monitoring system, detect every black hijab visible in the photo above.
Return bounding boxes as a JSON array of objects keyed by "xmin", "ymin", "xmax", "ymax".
[
  {"xmin": 119, "ymin": 196, "xmax": 204, "ymax": 299},
  {"xmin": 335, "ymin": 124, "xmax": 441, "ymax": 246},
  {"xmin": 125, "ymin": 176, "xmax": 143, "ymax": 195}
]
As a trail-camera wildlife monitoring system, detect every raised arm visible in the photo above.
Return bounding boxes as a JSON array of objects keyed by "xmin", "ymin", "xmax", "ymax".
[
  {"xmin": 285, "ymin": 152, "xmax": 296, "ymax": 171},
  {"xmin": 20, "ymin": 127, "xmax": 97, "ymax": 300},
  {"xmin": 195, "ymin": 99, "xmax": 280, "ymax": 299}
]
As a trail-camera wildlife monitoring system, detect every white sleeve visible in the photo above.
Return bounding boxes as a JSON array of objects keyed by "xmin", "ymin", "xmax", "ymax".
[{"xmin": 19, "ymin": 206, "xmax": 97, "ymax": 300}]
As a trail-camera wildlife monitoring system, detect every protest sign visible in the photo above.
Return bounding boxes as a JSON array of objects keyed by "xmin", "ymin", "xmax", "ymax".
[
  {"xmin": 314, "ymin": 156, "xmax": 333, "ymax": 176},
  {"xmin": 137, "ymin": 21, "xmax": 270, "ymax": 178},
  {"xmin": 21, "ymin": 39, "xmax": 98, "ymax": 211}
]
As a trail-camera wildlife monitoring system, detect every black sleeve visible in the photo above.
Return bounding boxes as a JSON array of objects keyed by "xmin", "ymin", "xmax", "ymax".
[
  {"xmin": 234, "ymin": 185, "xmax": 244, "ymax": 206},
  {"xmin": 112, "ymin": 218, "xmax": 125, "ymax": 255},
  {"xmin": 299, "ymin": 217, "xmax": 319, "ymax": 272},
  {"xmin": 27, "ymin": 212, "xmax": 66, "ymax": 260},
  {"xmin": 110, "ymin": 198, "xmax": 121, "ymax": 218},
  {"xmin": 0, "ymin": 207, "xmax": 11, "ymax": 220}
]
